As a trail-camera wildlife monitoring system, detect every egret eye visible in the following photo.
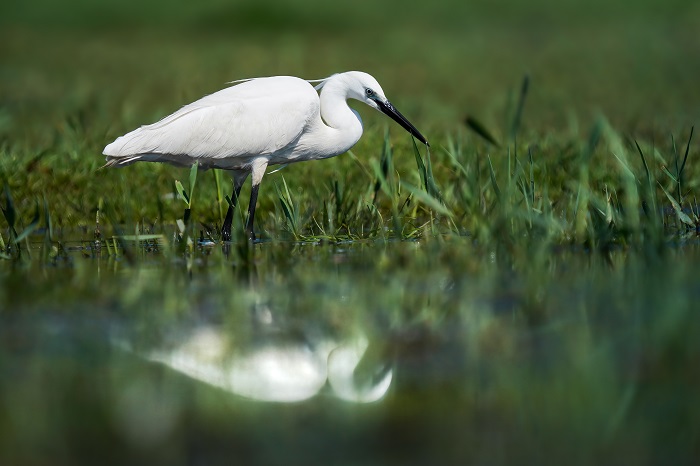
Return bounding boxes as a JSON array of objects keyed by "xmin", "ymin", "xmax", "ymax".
[{"xmin": 365, "ymin": 88, "xmax": 374, "ymax": 97}]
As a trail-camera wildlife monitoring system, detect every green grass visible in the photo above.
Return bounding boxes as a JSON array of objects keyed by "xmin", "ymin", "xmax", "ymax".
[{"xmin": 1, "ymin": 1, "xmax": 700, "ymax": 464}]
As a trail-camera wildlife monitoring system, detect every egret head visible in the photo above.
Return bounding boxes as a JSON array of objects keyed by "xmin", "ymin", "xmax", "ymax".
[
  {"xmin": 342, "ymin": 71, "xmax": 387, "ymax": 107},
  {"xmin": 341, "ymin": 71, "xmax": 430, "ymax": 147}
]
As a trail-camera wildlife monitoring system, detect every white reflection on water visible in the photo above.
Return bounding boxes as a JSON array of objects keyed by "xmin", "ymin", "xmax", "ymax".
[
  {"xmin": 142, "ymin": 326, "xmax": 393, "ymax": 403},
  {"xmin": 328, "ymin": 339, "xmax": 393, "ymax": 403}
]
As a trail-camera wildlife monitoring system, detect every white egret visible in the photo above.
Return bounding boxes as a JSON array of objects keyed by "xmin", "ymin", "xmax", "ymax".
[{"xmin": 103, "ymin": 71, "xmax": 429, "ymax": 240}]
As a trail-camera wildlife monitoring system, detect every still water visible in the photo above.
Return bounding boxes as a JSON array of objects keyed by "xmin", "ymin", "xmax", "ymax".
[{"xmin": 1, "ymin": 239, "xmax": 698, "ymax": 465}]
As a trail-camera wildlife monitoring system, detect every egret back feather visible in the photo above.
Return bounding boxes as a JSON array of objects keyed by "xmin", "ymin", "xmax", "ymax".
[{"xmin": 104, "ymin": 76, "xmax": 319, "ymax": 170}]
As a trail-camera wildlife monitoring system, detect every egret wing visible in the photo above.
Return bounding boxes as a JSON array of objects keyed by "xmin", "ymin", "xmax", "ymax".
[{"xmin": 104, "ymin": 77, "xmax": 319, "ymax": 167}]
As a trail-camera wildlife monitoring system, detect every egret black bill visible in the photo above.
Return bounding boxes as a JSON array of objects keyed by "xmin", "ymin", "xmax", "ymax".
[{"xmin": 375, "ymin": 99, "xmax": 430, "ymax": 147}]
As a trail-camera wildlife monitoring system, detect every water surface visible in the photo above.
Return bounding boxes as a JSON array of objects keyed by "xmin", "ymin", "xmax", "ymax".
[{"xmin": 1, "ymin": 239, "xmax": 698, "ymax": 465}]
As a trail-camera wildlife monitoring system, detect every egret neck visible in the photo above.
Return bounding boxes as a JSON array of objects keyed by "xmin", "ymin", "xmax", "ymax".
[{"xmin": 315, "ymin": 76, "xmax": 364, "ymax": 158}]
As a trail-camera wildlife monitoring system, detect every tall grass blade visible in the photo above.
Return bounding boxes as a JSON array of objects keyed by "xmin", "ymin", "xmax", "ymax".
[
  {"xmin": 424, "ymin": 146, "xmax": 442, "ymax": 201},
  {"xmin": 634, "ymin": 140, "xmax": 651, "ymax": 183},
  {"xmin": 370, "ymin": 157, "xmax": 402, "ymax": 236},
  {"xmin": 510, "ymin": 74, "xmax": 530, "ymax": 141},
  {"xmin": 333, "ymin": 179, "xmax": 346, "ymax": 227},
  {"xmin": 679, "ymin": 126, "xmax": 693, "ymax": 177},
  {"xmin": 14, "ymin": 200, "xmax": 41, "ymax": 243},
  {"xmin": 347, "ymin": 150, "xmax": 374, "ymax": 181},
  {"xmin": 370, "ymin": 159, "xmax": 394, "ymax": 200},
  {"xmin": 1, "ymin": 184, "xmax": 17, "ymax": 237},
  {"xmin": 660, "ymin": 165, "xmax": 677, "ymax": 183},
  {"xmin": 175, "ymin": 180, "xmax": 189, "ymax": 205},
  {"xmin": 267, "ymin": 164, "xmax": 289, "ymax": 175},
  {"xmin": 634, "ymin": 140, "xmax": 659, "ymax": 225},
  {"xmin": 412, "ymin": 139, "xmax": 442, "ymax": 202},
  {"xmin": 487, "ymin": 155, "xmax": 501, "ymax": 201},
  {"xmin": 673, "ymin": 126, "xmax": 695, "ymax": 206},
  {"xmin": 188, "ymin": 162, "xmax": 198, "ymax": 205},
  {"xmin": 412, "ymin": 138, "xmax": 428, "ymax": 191},
  {"xmin": 528, "ymin": 147, "xmax": 535, "ymax": 206},
  {"xmin": 213, "ymin": 169, "xmax": 224, "ymax": 225},
  {"xmin": 443, "ymin": 137, "xmax": 469, "ymax": 179},
  {"xmin": 574, "ymin": 120, "xmax": 602, "ymax": 239},
  {"xmin": 400, "ymin": 181, "xmax": 454, "ymax": 217},
  {"xmin": 464, "ymin": 116, "xmax": 501, "ymax": 147},
  {"xmin": 43, "ymin": 195, "xmax": 53, "ymax": 244},
  {"xmin": 607, "ymin": 123, "xmax": 640, "ymax": 235},
  {"xmin": 274, "ymin": 176, "xmax": 299, "ymax": 237},
  {"xmin": 582, "ymin": 120, "xmax": 602, "ymax": 163},
  {"xmin": 660, "ymin": 183, "xmax": 694, "ymax": 227},
  {"xmin": 373, "ymin": 129, "xmax": 393, "ymax": 204},
  {"xmin": 671, "ymin": 133, "xmax": 682, "ymax": 206}
]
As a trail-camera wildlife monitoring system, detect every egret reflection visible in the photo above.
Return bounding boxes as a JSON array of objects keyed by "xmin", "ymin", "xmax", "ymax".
[
  {"xmin": 138, "ymin": 322, "xmax": 393, "ymax": 403},
  {"xmin": 328, "ymin": 338, "xmax": 393, "ymax": 403}
]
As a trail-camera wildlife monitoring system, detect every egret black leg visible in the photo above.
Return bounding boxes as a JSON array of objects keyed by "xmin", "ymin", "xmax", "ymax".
[
  {"xmin": 221, "ymin": 170, "xmax": 249, "ymax": 242},
  {"xmin": 246, "ymin": 158, "xmax": 269, "ymax": 242},
  {"xmin": 246, "ymin": 184, "xmax": 260, "ymax": 241},
  {"xmin": 221, "ymin": 183, "xmax": 243, "ymax": 241}
]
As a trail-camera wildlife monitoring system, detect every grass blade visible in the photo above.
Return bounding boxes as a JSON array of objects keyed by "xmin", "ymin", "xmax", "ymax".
[
  {"xmin": 487, "ymin": 154, "xmax": 501, "ymax": 201},
  {"xmin": 14, "ymin": 200, "xmax": 41, "ymax": 243},
  {"xmin": 175, "ymin": 180, "xmax": 189, "ymax": 205},
  {"xmin": 412, "ymin": 138, "xmax": 428, "ymax": 192},
  {"xmin": 633, "ymin": 139, "xmax": 661, "ymax": 230},
  {"xmin": 660, "ymin": 183, "xmax": 695, "ymax": 227},
  {"xmin": 213, "ymin": 169, "xmax": 224, "ymax": 225},
  {"xmin": 188, "ymin": 162, "xmax": 198, "ymax": 204},
  {"xmin": 400, "ymin": 181, "xmax": 454, "ymax": 217},
  {"xmin": 464, "ymin": 116, "xmax": 501, "ymax": 147},
  {"xmin": 373, "ymin": 129, "xmax": 393, "ymax": 204},
  {"xmin": 424, "ymin": 145, "xmax": 442, "ymax": 201},
  {"xmin": 510, "ymin": 74, "xmax": 530, "ymax": 142},
  {"xmin": 679, "ymin": 126, "xmax": 694, "ymax": 177},
  {"xmin": 634, "ymin": 140, "xmax": 651, "ymax": 183},
  {"xmin": 1, "ymin": 184, "xmax": 17, "ymax": 235},
  {"xmin": 274, "ymin": 176, "xmax": 299, "ymax": 237},
  {"xmin": 528, "ymin": 147, "xmax": 535, "ymax": 206},
  {"xmin": 43, "ymin": 195, "xmax": 53, "ymax": 244},
  {"xmin": 412, "ymin": 139, "xmax": 442, "ymax": 202}
]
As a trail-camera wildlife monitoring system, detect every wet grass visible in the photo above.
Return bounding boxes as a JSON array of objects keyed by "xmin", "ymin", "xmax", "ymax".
[{"xmin": 2, "ymin": 0, "xmax": 700, "ymax": 464}]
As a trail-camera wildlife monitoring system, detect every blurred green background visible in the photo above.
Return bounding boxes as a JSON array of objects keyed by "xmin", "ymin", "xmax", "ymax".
[{"xmin": 2, "ymin": 0, "xmax": 700, "ymax": 143}]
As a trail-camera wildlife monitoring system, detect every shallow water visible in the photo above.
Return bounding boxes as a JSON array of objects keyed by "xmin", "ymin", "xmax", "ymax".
[{"xmin": 1, "ymin": 239, "xmax": 699, "ymax": 465}]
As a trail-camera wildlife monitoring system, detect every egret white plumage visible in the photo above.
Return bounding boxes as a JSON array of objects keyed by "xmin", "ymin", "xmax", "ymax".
[{"xmin": 103, "ymin": 71, "xmax": 429, "ymax": 240}]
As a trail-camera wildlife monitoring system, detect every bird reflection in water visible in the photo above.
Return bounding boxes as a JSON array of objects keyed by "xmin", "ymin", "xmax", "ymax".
[{"xmin": 123, "ymin": 302, "xmax": 393, "ymax": 403}]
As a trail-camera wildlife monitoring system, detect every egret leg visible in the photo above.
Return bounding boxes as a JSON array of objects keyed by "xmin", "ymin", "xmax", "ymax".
[
  {"xmin": 222, "ymin": 170, "xmax": 249, "ymax": 242},
  {"xmin": 246, "ymin": 158, "xmax": 269, "ymax": 242}
]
